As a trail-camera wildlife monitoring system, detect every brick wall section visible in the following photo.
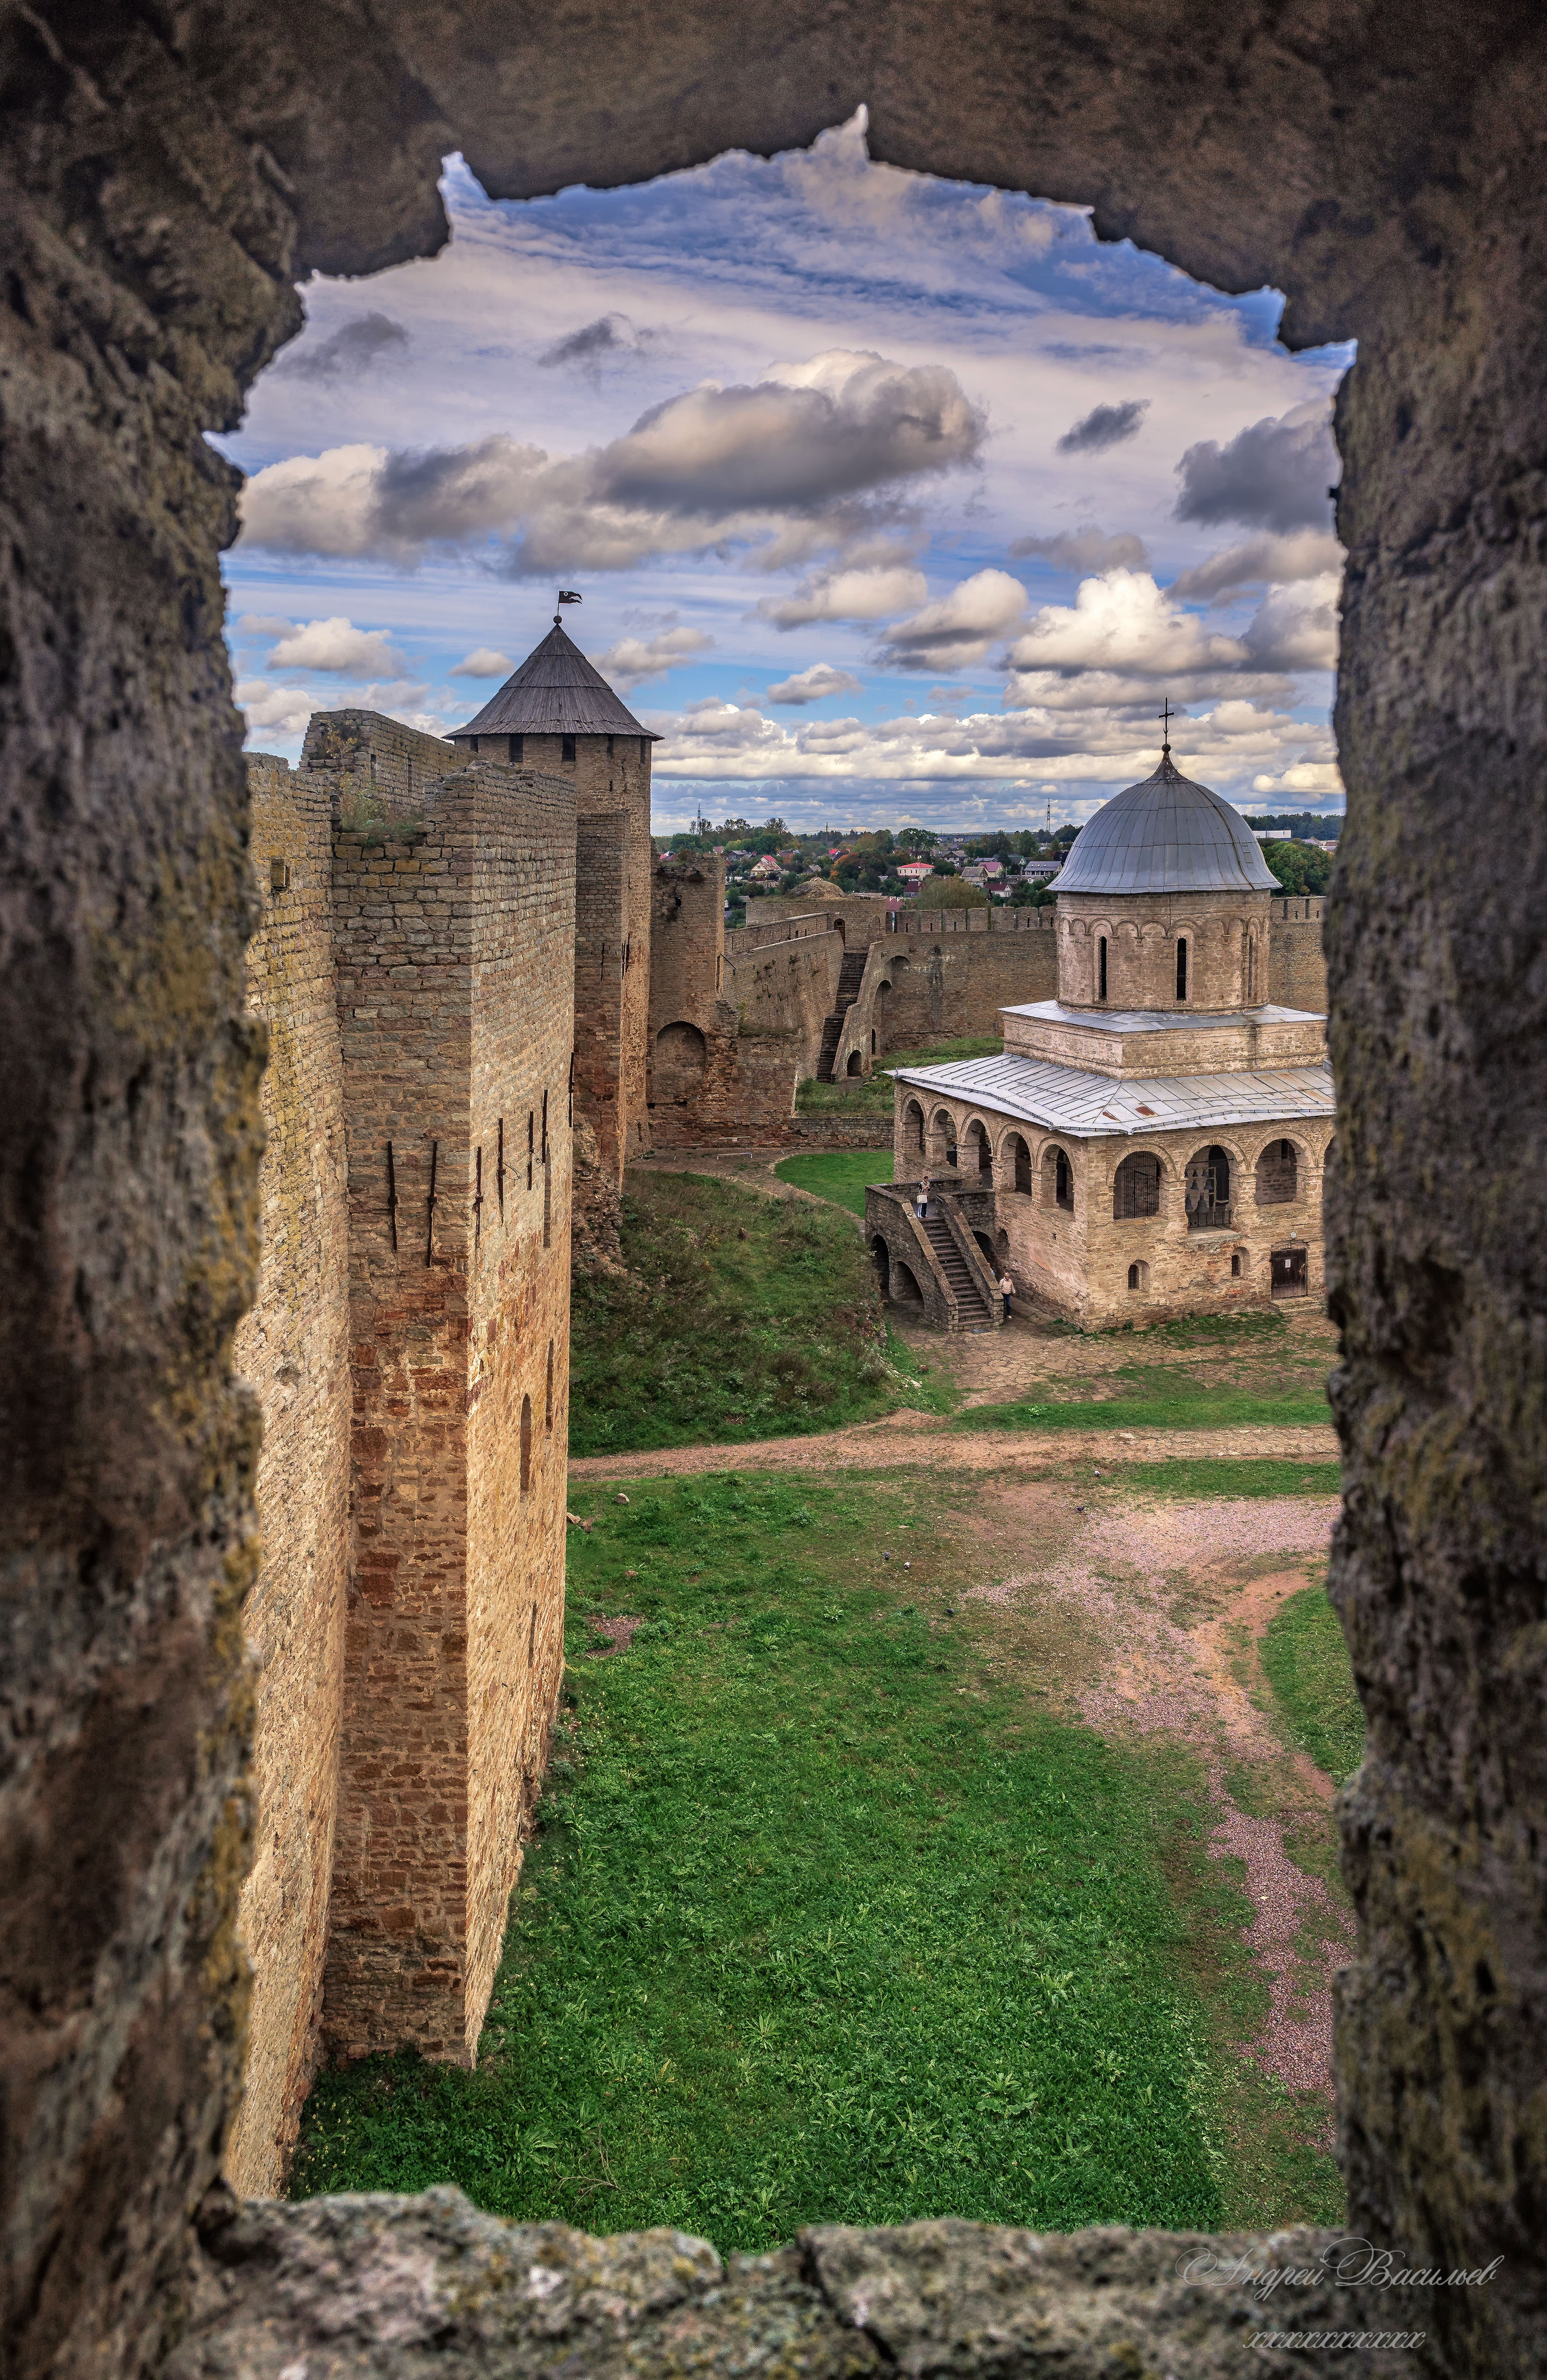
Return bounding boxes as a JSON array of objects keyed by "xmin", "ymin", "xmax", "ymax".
[
  {"xmin": 1057, "ymin": 889, "xmax": 1273, "ymax": 1010},
  {"xmin": 302, "ymin": 709, "xmax": 473, "ymax": 816},
  {"xmin": 320, "ymin": 756, "xmax": 575, "ymax": 2066},
  {"xmin": 573, "ymin": 813, "xmax": 628, "ymax": 1178},
  {"xmin": 226, "ymin": 759, "xmax": 350, "ymax": 2197},
  {"xmin": 892, "ymin": 1084, "xmax": 1330, "ymax": 1327},
  {"xmin": 1268, "ymin": 895, "xmax": 1327, "ymax": 1009}
]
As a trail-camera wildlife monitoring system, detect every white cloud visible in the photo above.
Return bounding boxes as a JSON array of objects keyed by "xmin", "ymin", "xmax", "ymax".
[
  {"xmin": 267, "ymin": 617, "xmax": 411, "ymax": 677},
  {"xmin": 596, "ymin": 626, "xmax": 713, "ymax": 689},
  {"xmin": 1252, "ymin": 761, "xmax": 1344, "ymax": 795},
  {"xmin": 236, "ymin": 612, "xmax": 296, "ymax": 636},
  {"xmin": 878, "ymin": 569, "xmax": 1028, "ymax": 669},
  {"xmin": 756, "ymin": 564, "xmax": 928, "ymax": 629},
  {"xmin": 1242, "ymin": 573, "xmax": 1341, "ymax": 672},
  {"xmin": 1004, "ymin": 568, "xmax": 1251, "ymax": 698},
  {"xmin": 1170, "ymin": 530, "xmax": 1343, "ymax": 602},
  {"xmin": 238, "ymin": 350, "xmax": 985, "ymax": 573},
  {"xmin": 449, "ymin": 647, "xmax": 515, "ymax": 677},
  {"xmin": 765, "ymin": 662, "xmax": 864, "ymax": 705},
  {"xmin": 236, "ymin": 681, "xmax": 320, "ymax": 738}
]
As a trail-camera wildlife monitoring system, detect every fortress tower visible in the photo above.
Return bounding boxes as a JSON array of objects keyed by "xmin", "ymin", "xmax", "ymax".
[
  {"xmin": 872, "ymin": 741, "xmax": 1334, "ymax": 1329},
  {"xmin": 450, "ymin": 619, "xmax": 660, "ymax": 1180}
]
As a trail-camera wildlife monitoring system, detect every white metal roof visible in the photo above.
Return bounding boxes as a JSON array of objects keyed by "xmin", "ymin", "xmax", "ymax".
[
  {"xmin": 1002, "ymin": 999, "xmax": 1325, "ymax": 1035},
  {"xmin": 891, "ymin": 1051, "xmax": 1335, "ymax": 1138}
]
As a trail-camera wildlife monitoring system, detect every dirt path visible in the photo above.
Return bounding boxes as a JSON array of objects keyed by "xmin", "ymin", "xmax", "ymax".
[{"xmin": 569, "ymin": 1414, "xmax": 1338, "ymax": 1480}]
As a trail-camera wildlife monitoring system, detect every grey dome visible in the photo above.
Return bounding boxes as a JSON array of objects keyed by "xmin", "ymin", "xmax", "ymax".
[
  {"xmin": 449, "ymin": 622, "xmax": 658, "ymax": 743},
  {"xmin": 1055, "ymin": 753, "xmax": 1278, "ymax": 895}
]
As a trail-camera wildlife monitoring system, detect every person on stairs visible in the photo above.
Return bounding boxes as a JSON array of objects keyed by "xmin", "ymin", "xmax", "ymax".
[{"xmin": 915, "ymin": 1174, "xmax": 931, "ymax": 1222}]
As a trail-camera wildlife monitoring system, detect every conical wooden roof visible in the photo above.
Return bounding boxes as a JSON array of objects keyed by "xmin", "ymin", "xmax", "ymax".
[{"xmin": 448, "ymin": 621, "xmax": 658, "ymax": 741}]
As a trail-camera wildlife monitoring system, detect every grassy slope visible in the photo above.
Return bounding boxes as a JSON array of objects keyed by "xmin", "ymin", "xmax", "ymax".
[
  {"xmin": 1261, "ymin": 1586, "xmax": 1365, "ymax": 1784},
  {"xmin": 568, "ymin": 1169, "xmax": 932, "ymax": 1457},
  {"xmin": 774, "ymin": 1149, "xmax": 894, "ymax": 1217},
  {"xmin": 292, "ymin": 1472, "xmax": 1227, "ymax": 2245}
]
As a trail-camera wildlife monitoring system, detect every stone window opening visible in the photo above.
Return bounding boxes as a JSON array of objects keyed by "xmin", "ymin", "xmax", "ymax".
[
  {"xmin": 870, "ymin": 1236, "xmax": 891, "ymax": 1298},
  {"xmin": 508, "ymin": 733, "xmax": 523, "ymax": 763},
  {"xmin": 1127, "ymin": 1260, "xmax": 1150, "ymax": 1293},
  {"xmin": 1044, "ymin": 1144, "xmax": 1074, "ymax": 1212},
  {"xmin": 545, "ymin": 1341, "xmax": 554, "ymax": 1432},
  {"xmin": 543, "ymin": 1163, "xmax": 551, "ymax": 1250},
  {"xmin": 1231, "ymin": 1248, "xmax": 1245, "ymax": 1277},
  {"xmin": 1255, "ymin": 1137, "xmax": 1299, "ymax": 1204},
  {"xmin": 965, "ymin": 1120, "xmax": 991, "ymax": 1178},
  {"xmin": 527, "ymin": 1110, "xmax": 534, "ymax": 1190},
  {"xmin": 520, "ymin": 1394, "xmax": 532, "ymax": 1493},
  {"xmin": 527, "ymin": 1604, "xmax": 537, "ymax": 1661},
  {"xmin": 561, "ymin": 734, "xmax": 576, "ymax": 762},
  {"xmin": 870, "ymin": 1028, "xmax": 877, "ymax": 1054},
  {"xmin": 606, "ymin": 734, "xmax": 614, "ymax": 756},
  {"xmin": 1185, "ymin": 1144, "xmax": 1232, "ymax": 1231},
  {"xmin": 654, "ymin": 1019, "xmax": 707, "ymax": 1102},
  {"xmin": 1098, "ymin": 935, "xmax": 1108, "ymax": 1001},
  {"xmin": 1176, "ymin": 936, "xmax": 1188, "ymax": 1001},
  {"xmin": 846, "ymin": 1049, "xmax": 863, "ymax": 1076},
  {"xmin": 1272, "ymin": 1244, "xmax": 1309, "ymax": 1298},
  {"xmin": 1006, "ymin": 1132, "xmax": 1032, "ymax": 1193},
  {"xmin": 1113, "ymin": 1151, "xmax": 1161, "ymax": 1219},
  {"xmin": 903, "ymin": 1099, "xmax": 925, "ymax": 1160},
  {"xmin": 1246, "ymin": 934, "xmax": 1257, "ymax": 1002}
]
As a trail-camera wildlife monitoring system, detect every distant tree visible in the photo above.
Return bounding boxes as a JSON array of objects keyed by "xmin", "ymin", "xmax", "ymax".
[
  {"xmin": 913, "ymin": 876, "xmax": 989, "ymax": 910},
  {"xmin": 1263, "ymin": 839, "xmax": 1333, "ymax": 895},
  {"xmin": 1008, "ymin": 878, "xmax": 1054, "ymax": 908}
]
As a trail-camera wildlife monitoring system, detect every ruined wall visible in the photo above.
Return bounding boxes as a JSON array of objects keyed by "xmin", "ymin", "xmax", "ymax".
[
  {"xmin": 225, "ymin": 760, "xmax": 350, "ymax": 2198},
  {"xmin": 1269, "ymin": 895, "xmax": 1327, "ymax": 1010},
  {"xmin": 320, "ymin": 759, "xmax": 574, "ymax": 2066},
  {"xmin": 301, "ymin": 711, "xmax": 472, "ymax": 813}
]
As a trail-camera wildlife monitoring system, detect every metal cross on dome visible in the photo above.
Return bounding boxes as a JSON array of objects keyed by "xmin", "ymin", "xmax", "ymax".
[{"xmin": 1158, "ymin": 697, "xmax": 1173, "ymax": 752}]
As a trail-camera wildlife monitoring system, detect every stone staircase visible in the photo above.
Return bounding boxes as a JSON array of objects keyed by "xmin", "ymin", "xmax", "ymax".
[
  {"xmin": 815, "ymin": 948, "xmax": 868, "ymax": 1080},
  {"xmin": 920, "ymin": 1210, "xmax": 993, "ymax": 1328}
]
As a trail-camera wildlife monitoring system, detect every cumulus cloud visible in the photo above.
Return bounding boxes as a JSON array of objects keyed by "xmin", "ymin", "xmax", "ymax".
[
  {"xmin": 239, "ymin": 350, "xmax": 985, "ymax": 573},
  {"xmin": 878, "ymin": 569, "xmax": 1029, "ymax": 669},
  {"xmin": 1241, "ymin": 573, "xmax": 1341, "ymax": 671},
  {"xmin": 236, "ymin": 612, "xmax": 297, "ymax": 636},
  {"xmin": 764, "ymin": 662, "xmax": 864, "ymax": 704},
  {"xmin": 596, "ymin": 626, "xmax": 713, "ymax": 689},
  {"xmin": 1252, "ymin": 761, "xmax": 1344, "ymax": 796},
  {"xmin": 449, "ymin": 647, "xmax": 515, "ymax": 677},
  {"xmin": 279, "ymin": 312, "xmax": 409, "ymax": 379},
  {"xmin": 1170, "ymin": 529, "xmax": 1343, "ymax": 602},
  {"xmin": 267, "ymin": 617, "xmax": 411, "ymax": 677},
  {"xmin": 1174, "ymin": 398, "xmax": 1338, "ymax": 533},
  {"xmin": 1057, "ymin": 401, "xmax": 1149, "ymax": 454},
  {"xmin": 1008, "ymin": 528, "xmax": 1150, "ymax": 572},
  {"xmin": 756, "ymin": 563, "xmax": 928, "ymax": 629},
  {"xmin": 646, "ymin": 690, "xmax": 1338, "ymax": 794},
  {"xmin": 1005, "ymin": 569, "xmax": 1246, "ymax": 683},
  {"xmin": 236, "ymin": 681, "xmax": 318, "ymax": 738}
]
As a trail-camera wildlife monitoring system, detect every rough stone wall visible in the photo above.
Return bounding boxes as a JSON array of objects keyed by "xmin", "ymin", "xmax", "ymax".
[
  {"xmin": 303, "ymin": 712, "xmax": 472, "ymax": 815},
  {"xmin": 320, "ymin": 760, "xmax": 574, "ymax": 2066},
  {"xmin": 1269, "ymin": 895, "xmax": 1328, "ymax": 1010},
  {"xmin": 645, "ymin": 857, "xmax": 820, "ymax": 1144},
  {"xmin": 1057, "ymin": 889, "xmax": 1272, "ymax": 1011},
  {"xmin": 7, "ymin": 6, "xmax": 1547, "ymax": 2376},
  {"xmin": 853, "ymin": 923, "xmax": 1057, "ymax": 1051},
  {"xmin": 724, "ymin": 934, "xmax": 843, "ymax": 1051},
  {"xmin": 225, "ymin": 760, "xmax": 350, "ymax": 2198},
  {"xmin": 573, "ymin": 812, "xmax": 629, "ymax": 1178}
]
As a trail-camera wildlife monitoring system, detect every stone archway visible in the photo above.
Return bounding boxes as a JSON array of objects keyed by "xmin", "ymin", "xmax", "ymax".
[{"xmin": 7, "ymin": 13, "xmax": 1547, "ymax": 2373}]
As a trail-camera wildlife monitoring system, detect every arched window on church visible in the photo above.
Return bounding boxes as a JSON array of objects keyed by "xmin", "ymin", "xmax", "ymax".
[
  {"xmin": 1098, "ymin": 936, "xmax": 1108, "ymax": 1000},
  {"xmin": 1114, "ymin": 1151, "xmax": 1161, "ymax": 1219},
  {"xmin": 1176, "ymin": 936, "xmax": 1189, "ymax": 1000}
]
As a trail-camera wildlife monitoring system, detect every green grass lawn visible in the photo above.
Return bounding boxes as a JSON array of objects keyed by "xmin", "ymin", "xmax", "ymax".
[
  {"xmin": 291, "ymin": 1472, "xmax": 1232, "ymax": 2245},
  {"xmin": 1261, "ymin": 1586, "xmax": 1365, "ymax": 1784},
  {"xmin": 796, "ymin": 1036, "xmax": 1004, "ymax": 1115},
  {"xmin": 1116, "ymin": 1459, "xmax": 1342, "ymax": 1500},
  {"xmin": 955, "ymin": 1361, "xmax": 1332, "ymax": 1436},
  {"xmin": 568, "ymin": 1169, "xmax": 936, "ymax": 1457},
  {"xmin": 774, "ymin": 1149, "xmax": 894, "ymax": 1217}
]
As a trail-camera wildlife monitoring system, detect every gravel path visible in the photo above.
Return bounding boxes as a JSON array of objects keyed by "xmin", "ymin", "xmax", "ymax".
[{"xmin": 569, "ymin": 1416, "xmax": 1338, "ymax": 1481}]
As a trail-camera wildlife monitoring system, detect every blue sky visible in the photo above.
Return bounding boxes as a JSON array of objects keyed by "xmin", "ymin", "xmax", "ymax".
[{"xmin": 219, "ymin": 112, "xmax": 1351, "ymax": 834}]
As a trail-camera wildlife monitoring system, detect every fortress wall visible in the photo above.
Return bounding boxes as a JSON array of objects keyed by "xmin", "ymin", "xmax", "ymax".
[
  {"xmin": 573, "ymin": 813, "xmax": 628, "ymax": 1179},
  {"xmin": 1269, "ymin": 896, "xmax": 1328, "ymax": 1010},
  {"xmin": 724, "ymin": 930, "xmax": 843, "ymax": 1048},
  {"xmin": 462, "ymin": 764, "xmax": 575, "ymax": 2041},
  {"xmin": 226, "ymin": 759, "xmax": 351, "ymax": 2198},
  {"xmin": 744, "ymin": 891, "xmax": 898, "ymax": 948},
  {"xmin": 864, "ymin": 927, "xmax": 1057, "ymax": 1049},
  {"xmin": 318, "ymin": 760, "xmax": 576, "ymax": 2066}
]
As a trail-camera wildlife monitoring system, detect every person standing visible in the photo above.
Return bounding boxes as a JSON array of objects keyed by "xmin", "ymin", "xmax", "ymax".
[{"xmin": 915, "ymin": 1174, "xmax": 931, "ymax": 1221}]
